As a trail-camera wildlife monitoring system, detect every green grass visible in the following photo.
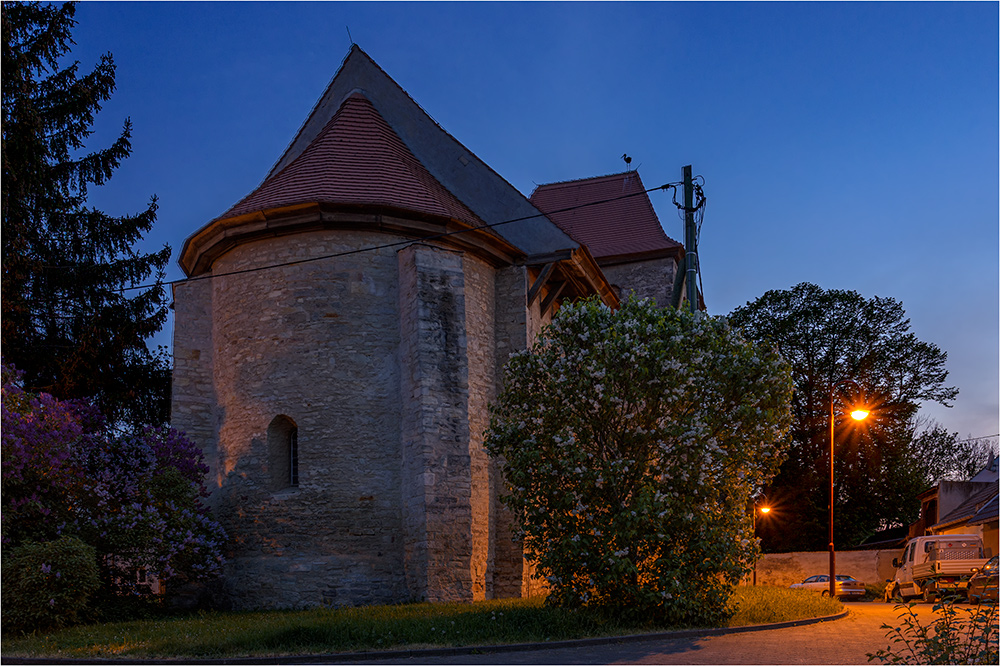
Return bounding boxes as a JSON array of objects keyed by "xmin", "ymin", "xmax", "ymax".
[
  {"xmin": 1, "ymin": 587, "xmax": 842, "ymax": 659},
  {"xmin": 728, "ymin": 585, "xmax": 843, "ymax": 626}
]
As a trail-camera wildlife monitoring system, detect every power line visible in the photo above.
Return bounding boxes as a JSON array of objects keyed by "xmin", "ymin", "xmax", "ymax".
[
  {"xmin": 955, "ymin": 434, "xmax": 999, "ymax": 443},
  {"xmin": 114, "ymin": 181, "xmax": 684, "ymax": 293}
]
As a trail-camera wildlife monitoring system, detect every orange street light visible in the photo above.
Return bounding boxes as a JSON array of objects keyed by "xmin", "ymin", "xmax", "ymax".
[
  {"xmin": 829, "ymin": 379, "xmax": 870, "ymax": 597},
  {"xmin": 753, "ymin": 498, "xmax": 772, "ymax": 586}
]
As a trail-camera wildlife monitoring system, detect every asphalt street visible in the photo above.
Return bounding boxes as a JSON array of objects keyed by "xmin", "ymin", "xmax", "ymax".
[{"xmin": 340, "ymin": 602, "xmax": 945, "ymax": 665}]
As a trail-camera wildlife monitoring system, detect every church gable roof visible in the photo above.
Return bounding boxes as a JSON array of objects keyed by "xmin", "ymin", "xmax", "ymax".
[
  {"xmin": 218, "ymin": 93, "xmax": 482, "ymax": 227},
  {"xmin": 256, "ymin": 45, "xmax": 574, "ymax": 256},
  {"xmin": 529, "ymin": 171, "xmax": 682, "ymax": 262}
]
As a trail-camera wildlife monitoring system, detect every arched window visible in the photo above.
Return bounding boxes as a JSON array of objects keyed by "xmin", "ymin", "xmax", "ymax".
[{"xmin": 267, "ymin": 415, "xmax": 298, "ymax": 491}]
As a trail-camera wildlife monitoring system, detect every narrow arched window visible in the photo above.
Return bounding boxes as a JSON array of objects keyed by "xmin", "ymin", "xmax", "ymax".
[
  {"xmin": 267, "ymin": 415, "xmax": 299, "ymax": 491},
  {"xmin": 288, "ymin": 427, "xmax": 298, "ymax": 487}
]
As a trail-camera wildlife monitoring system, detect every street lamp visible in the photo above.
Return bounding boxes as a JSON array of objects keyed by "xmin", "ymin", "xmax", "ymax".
[
  {"xmin": 829, "ymin": 379, "xmax": 870, "ymax": 598},
  {"xmin": 753, "ymin": 499, "xmax": 771, "ymax": 586}
]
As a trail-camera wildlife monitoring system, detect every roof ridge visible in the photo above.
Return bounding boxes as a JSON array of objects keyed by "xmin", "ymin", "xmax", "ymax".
[
  {"xmin": 265, "ymin": 45, "xmax": 368, "ymax": 181},
  {"xmin": 530, "ymin": 170, "xmax": 639, "ymax": 194}
]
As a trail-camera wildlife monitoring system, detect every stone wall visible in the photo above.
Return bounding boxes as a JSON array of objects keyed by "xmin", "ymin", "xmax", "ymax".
[
  {"xmin": 397, "ymin": 244, "xmax": 473, "ymax": 603},
  {"xmin": 171, "ymin": 278, "xmax": 219, "ymax": 486},
  {"xmin": 171, "ymin": 226, "xmax": 573, "ymax": 609},
  {"xmin": 490, "ymin": 266, "xmax": 531, "ymax": 598},
  {"xmin": 751, "ymin": 549, "xmax": 903, "ymax": 588},
  {"xmin": 183, "ymin": 229, "xmax": 410, "ymax": 609},
  {"xmin": 601, "ymin": 256, "xmax": 677, "ymax": 307},
  {"xmin": 463, "ymin": 255, "xmax": 497, "ymax": 601}
]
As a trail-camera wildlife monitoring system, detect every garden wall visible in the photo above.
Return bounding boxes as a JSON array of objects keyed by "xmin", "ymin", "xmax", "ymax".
[{"xmin": 748, "ymin": 549, "xmax": 903, "ymax": 588}]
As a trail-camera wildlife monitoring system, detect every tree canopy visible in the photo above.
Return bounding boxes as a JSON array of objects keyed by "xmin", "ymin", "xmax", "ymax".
[
  {"xmin": 486, "ymin": 296, "xmax": 793, "ymax": 625},
  {"xmin": 2, "ymin": 1, "xmax": 170, "ymax": 428},
  {"xmin": 728, "ymin": 282, "xmax": 960, "ymax": 551}
]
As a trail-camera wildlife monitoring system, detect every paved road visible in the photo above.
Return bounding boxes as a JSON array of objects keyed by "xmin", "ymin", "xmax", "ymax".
[{"xmin": 345, "ymin": 602, "xmax": 942, "ymax": 665}]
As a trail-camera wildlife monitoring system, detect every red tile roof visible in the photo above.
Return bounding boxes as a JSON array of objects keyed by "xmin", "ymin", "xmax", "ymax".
[
  {"xmin": 217, "ymin": 93, "xmax": 483, "ymax": 227},
  {"xmin": 529, "ymin": 172, "xmax": 681, "ymax": 261}
]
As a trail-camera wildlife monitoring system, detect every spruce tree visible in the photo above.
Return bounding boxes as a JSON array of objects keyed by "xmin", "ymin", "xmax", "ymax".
[{"xmin": 2, "ymin": 1, "xmax": 171, "ymax": 428}]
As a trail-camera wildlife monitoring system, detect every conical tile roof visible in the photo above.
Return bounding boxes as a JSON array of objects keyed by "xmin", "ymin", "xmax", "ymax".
[{"xmin": 218, "ymin": 93, "xmax": 482, "ymax": 227}]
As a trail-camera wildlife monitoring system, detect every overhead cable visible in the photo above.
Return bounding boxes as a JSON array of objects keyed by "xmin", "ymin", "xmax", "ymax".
[{"xmin": 112, "ymin": 181, "xmax": 684, "ymax": 294}]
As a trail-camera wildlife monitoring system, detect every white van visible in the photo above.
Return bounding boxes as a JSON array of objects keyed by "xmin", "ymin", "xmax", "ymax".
[{"xmin": 886, "ymin": 534, "xmax": 987, "ymax": 602}]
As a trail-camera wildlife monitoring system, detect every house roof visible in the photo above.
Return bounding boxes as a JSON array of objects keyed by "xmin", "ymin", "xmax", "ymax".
[
  {"xmin": 930, "ymin": 483, "xmax": 1000, "ymax": 531},
  {"xmin": 967, "ymin": 493, "xmax": 999, "ymax": 526},
  {"xmin": 529, "ymin": 171, "xmax": 682, "ymax": 263},
  {"xmin": 852, "ymin": 526, "xmax": 908, "ymax": 550},
  {"xmin": 217, "ymin": 93, "xmax": 483, "ymax": 227}
]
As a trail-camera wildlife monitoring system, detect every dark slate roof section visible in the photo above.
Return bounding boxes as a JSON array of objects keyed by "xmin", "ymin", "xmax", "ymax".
[
  {"xmin": 218, "ymin": 93, "xmax": 482, "ymax": 227},
  {"xmin": 967, "ymin": 493, "xmax": 999, "ymax": 526},
  {"xmin": 528, "ymin": 171, "xmax": 682, "ymax": 261},
  {"xmin": 257, "ymin": 45, "xmax": 574, "ymax": 256},
  {"xmin": 931, "ymin": 483, "xmax": 1000, "ymax": 530},
  {"xmin": 850, "ymin": 525, "xmax": 908, "ymax": 550}
]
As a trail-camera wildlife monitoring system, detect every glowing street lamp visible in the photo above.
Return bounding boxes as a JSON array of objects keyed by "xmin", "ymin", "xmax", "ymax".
[
  {"xmin": 829, "ymin": 379, "xmax": 870, "ymax": 598},
  {"xmin": 753, "ymin": 499, "xmax": 772, "ymax": 586}
]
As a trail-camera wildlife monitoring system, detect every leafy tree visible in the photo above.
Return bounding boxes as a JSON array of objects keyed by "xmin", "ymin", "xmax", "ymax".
[
  {"xmin": 2, "ymin": 1, "xmax": 171, "ymax": 429},
  {"xmin": 1, "ymin": 364, "xmax": 225, "ymax": 611},
  {"xmin": 728, "ymin": 283, "xmax": 959, "ymax": 552},
  {"xmin": 486, "ymin": 297, "xmax": 793, "ymax": 626}
]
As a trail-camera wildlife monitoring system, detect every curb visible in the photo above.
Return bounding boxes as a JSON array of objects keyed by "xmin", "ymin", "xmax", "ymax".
[{"xmin": 1, "ymin": 609, "xmax": 850, "ymax": 665}]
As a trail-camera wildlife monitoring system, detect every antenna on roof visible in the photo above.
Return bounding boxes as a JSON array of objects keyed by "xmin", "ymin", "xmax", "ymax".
[
  {"xmin": 622, "ymin": 153, "xmax": 632, "ymax": 171},
  {"xmin": 346, "ymin": 26, "xmax": 355, "ymax": 46}
]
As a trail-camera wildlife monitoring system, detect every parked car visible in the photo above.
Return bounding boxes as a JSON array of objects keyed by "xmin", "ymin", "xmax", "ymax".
[
  {"xmin": 790, "ymin": 574, "xmax": 866, "ymax": 598},
  {"xmin": 966, "ymin": 555, "xmax": 998, "ymax": 603}
]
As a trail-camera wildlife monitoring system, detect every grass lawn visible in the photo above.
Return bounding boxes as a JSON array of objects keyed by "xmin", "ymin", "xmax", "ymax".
[{"xmin": 2, "ymin": 586, "xmax": 842, "ymax": 659}]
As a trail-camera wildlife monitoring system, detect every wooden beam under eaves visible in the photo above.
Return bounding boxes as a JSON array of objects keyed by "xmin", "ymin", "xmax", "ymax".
[
  {"xmin": 527, "ymin": 261, "xmax": 556, "ymax": 306},
  {"xmin": 539, "ymin": 281, "xmax": 567, "ymax": 317}
]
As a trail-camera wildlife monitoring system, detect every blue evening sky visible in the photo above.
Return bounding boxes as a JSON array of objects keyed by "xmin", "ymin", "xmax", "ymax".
[{"xmin": 67, "ymin": 2, "xmax": 998, "ymax": 442}]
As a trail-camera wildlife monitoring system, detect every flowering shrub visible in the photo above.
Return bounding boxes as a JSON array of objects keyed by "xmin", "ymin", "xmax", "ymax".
[
  {"xmin": 485, "ymin": 297, "xmax": 793, "ymax": 625},
  {"xmin": 1, "ymin": 536, "xmax": 100, "ymax": 633},
  {"xmin": 1, "ymin": 365, "xmax": 97, "ymax": 546},
  {"xmin": 71, "ymin": 425, "xmax": 227, "ymax": 594},
  {"xmin": 1, "ymin": 363, "xmax": 225, "ymax": 612},
  {"xmin": 868, "ymin": 601, "xmax": 998, "ymax": 664}
]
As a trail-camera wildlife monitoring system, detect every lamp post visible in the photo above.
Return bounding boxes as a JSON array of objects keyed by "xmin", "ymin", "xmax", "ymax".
[
  {"xmin": 829, "ymin": 379, "xmax": 870, "ymax": 597},
  {"xmin": 753, "ymin": 501, "xmax": 771, "ymax": 586}
]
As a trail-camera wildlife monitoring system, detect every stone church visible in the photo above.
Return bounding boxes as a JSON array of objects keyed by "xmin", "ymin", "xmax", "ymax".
[{"xmin": 171, "ymin": 45, "xmax": 690, "ymax": 609}]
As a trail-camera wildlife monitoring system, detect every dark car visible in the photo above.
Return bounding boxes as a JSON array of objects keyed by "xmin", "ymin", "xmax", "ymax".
[{"xmin": 967, "ymin": 555, "xmax": 998, "ymax": 603}]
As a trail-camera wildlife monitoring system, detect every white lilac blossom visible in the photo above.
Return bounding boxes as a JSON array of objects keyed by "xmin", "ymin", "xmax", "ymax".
[{"xmin": 485, "ymin": 296, "xmax": 793, "ymax": 625}]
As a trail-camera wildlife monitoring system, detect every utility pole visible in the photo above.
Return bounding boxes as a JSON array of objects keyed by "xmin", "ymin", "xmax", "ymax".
[{"xmin": 683, "ymin": 165, "xmax": 698, "ymax": 314}]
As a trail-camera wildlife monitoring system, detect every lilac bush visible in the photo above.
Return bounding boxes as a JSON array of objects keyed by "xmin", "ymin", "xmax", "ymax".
[
  {"xmin": 1, "ymin": 363, "xmax": 225, "ymax": 604},
  {"xmin": 1, "ymin": 365, "xmax": 94, "ymax": 545},
  {"xmin": 486, "ymin": 297, "xmax": 793, "ymax": 626}
]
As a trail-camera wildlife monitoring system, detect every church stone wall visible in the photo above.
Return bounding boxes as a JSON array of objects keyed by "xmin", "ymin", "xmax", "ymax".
[
  {"xmin": 191, "ymin": 229, "xmax": 409, "ymax": 609},
  {"xmin": 463, "ymin": 255, "xmax": 497, "ymax": 601},
  {"xmin": 171, "ymin": 278, "xmax": 219, "ymax": 488},
  {"xmin": 601, "ymin": 256, "xmax": 677, "ymax": 307},
  {"xmin": 397, "ymin": 245, "xmax": 474, "ymax": 603},
  {"xmin": 172, "ymin": 229, "xmax": 562, "ymax": 609}
]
